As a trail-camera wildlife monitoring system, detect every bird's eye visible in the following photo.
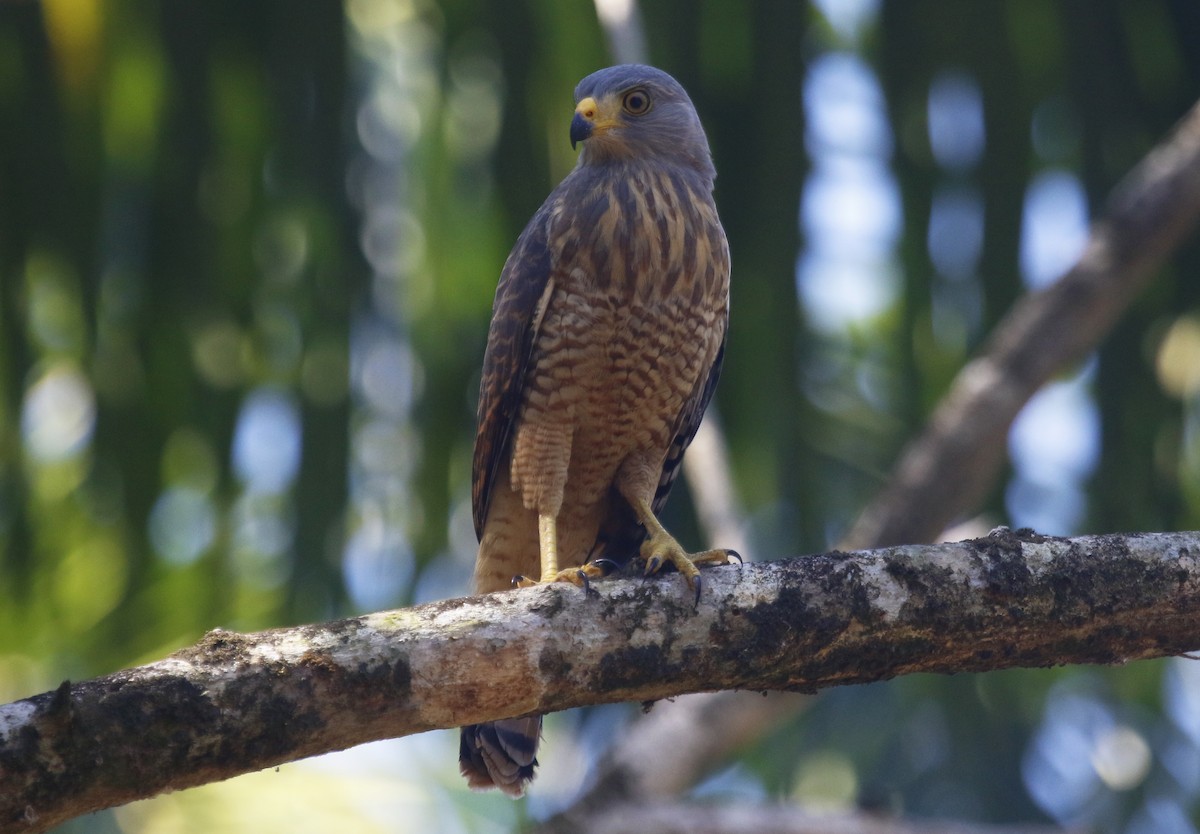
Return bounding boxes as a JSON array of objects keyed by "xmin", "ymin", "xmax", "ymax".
[{"xmin": 622, "ymin": 89, "xmax": 651, "ymax": 115}]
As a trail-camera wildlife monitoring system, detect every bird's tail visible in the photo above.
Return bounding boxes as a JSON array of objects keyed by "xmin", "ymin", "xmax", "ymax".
[{"xmin": 459, "ymin": 716, "xmax": 542, "ymax": 797}]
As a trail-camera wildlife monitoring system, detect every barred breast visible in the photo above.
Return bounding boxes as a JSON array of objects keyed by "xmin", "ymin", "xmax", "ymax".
[{"xmin": 473, "ymin": 163, "xmax": 728, "ymax": 592}]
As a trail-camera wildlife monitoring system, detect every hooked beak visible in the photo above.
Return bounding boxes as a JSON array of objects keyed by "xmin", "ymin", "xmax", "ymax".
[
  {"xmin": 570, "ymin": 112, "xmax": 593, "ymax": 149},
  {"xmin": 570, "ymin": 95, "xmax": 618, "ymax": 150}
]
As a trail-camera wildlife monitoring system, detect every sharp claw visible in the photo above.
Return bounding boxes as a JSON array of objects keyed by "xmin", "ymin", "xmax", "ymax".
[
  {"xmin": 578, "ymin": 569, "xmax": 592, "ymax": 595},
  {"xmin": 726, "ymin": 549, "xmax": 743, "ymax": 566},
  {"xmin": 592, "ymin": 558, "xmax": 619, "ymax": 576},
  {"xmin": 512, "ymin": 575, "xmax": 526, "ymax": 587},
  {"xmin": 645, "ymin": 555, "xmax": 662, "ymax": 575},
  {"xmin": 693, "ymin": 573, "xmax": 702, "ymax": 609}
]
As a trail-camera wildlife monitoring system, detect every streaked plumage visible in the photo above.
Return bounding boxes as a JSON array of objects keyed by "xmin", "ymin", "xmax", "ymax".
[{"xmin": 459, "ymin": 64, "xmax": 731, "ymax": 797}]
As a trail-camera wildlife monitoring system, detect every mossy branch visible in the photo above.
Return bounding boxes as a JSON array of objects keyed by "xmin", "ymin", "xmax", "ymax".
[{"xmin": 3, "ymin": 529, "xmax": 1200, "ymax": 832}]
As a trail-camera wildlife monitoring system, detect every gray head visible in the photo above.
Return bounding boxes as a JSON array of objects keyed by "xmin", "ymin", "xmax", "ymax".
[{"xmin": 569, "ymin": 64, "xmax": 715, "ymax": 179}]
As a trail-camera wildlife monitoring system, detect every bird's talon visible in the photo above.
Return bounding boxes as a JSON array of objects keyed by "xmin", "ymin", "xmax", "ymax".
[
  {"xmin": 592, "ymin": 558, "xmax": 620, "ymax": 576},
  {"xmin": 645, "ymin": 555, "xmax": 662, "ymax": 575},
  {"xmin": 726, "ymin": 549, "xmax": 743, "ymax": 566},
  {"xmin": 692, "ymin": 574, "xmax": 702, "ymax": 608},
  {"xmin": 578, "ymin": 569, "xmax": 593, "ymax": 596}
]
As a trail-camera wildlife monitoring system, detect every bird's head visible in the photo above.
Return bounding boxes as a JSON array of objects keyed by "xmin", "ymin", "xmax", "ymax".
[{"xmin": 570, "ymin": 64, "xmax": 715, "ymax": 178}]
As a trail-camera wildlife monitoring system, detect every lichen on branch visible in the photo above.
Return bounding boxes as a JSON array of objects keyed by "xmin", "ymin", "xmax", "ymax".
[{"xmin": 3, "ymin": 529, "xmax": 1200, "ymax": 832}]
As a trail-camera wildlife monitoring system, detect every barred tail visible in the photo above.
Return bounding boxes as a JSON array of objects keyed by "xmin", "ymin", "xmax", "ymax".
[{"xmin": 459, "ymin": 717, "xmax": 542, "ymax": 797}]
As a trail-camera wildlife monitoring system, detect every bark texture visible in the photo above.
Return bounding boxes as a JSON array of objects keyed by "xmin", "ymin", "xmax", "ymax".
[{"xmin": 2, "ymin": 529, "xmax": 1199, "ymax": 832}]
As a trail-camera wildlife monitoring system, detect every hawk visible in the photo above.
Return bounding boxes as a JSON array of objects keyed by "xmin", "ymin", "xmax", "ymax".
[{"xmin": 459, "ymin": 64, "xmax": 733, "ymax": 796}]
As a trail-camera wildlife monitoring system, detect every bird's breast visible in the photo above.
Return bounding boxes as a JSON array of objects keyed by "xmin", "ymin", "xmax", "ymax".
[
  {"xmin": 518, "ymin": 164, "xmax": 729, "ymax": 465},
  {"xmin": 553, "ymin": 165, "xmax": 729, "ymax": 307}
]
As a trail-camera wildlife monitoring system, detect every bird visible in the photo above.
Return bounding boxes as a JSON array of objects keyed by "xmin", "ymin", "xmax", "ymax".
[{"xmin": 458, "ymin": 64, "xmax": 733, "ymax": 797}]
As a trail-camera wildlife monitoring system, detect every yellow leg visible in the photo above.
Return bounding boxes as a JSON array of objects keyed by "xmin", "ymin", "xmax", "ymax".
[
  {"xmin": 631, "ymin": 497, "xmax": 736, "ymax": 601},
  {"xmin": 512, "ymin": 513, "xmax": 609, "ymax": 589},
  {"xmin": 538, "ymin": 512, "xmax": 559, "ymax": 582}
]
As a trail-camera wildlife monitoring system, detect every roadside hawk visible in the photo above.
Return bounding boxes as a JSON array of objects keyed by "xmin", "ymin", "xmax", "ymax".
[{"xmin": 459, "ymin": 64, "xmax": 733, "ymax": 797}]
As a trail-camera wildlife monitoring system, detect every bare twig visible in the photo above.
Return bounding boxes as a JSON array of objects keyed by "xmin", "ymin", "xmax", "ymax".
[
  {"xmin": 682, "ymin": 409, "xmax": 751, "ymax": 559},
  {"xmin": 844, "ymin": 96, "xmax": 1200, "ymax": 550},
  {"xmin": 3, "ymin": 529, "xmax": 1198, "ymax": 832}
]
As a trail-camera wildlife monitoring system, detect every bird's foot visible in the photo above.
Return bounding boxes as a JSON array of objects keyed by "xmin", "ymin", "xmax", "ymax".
[
  {"xmin": 640, "ymin": 530, "xmax": 739, "ymax": 606},
  {"xmin": 513, "ymin": 562, "xmax": 610, "ymax": 590}
]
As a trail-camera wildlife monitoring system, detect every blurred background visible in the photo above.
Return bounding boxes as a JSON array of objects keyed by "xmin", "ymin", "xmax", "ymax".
[{"xmin": 2, "ymin": 0, "xmax": 1200, "ymax": 832}]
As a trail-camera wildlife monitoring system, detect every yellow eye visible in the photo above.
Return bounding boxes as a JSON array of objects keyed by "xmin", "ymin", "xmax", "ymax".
[{"xmin": 622, "ymin": 88, "xmax": 651, "ymax": 115}]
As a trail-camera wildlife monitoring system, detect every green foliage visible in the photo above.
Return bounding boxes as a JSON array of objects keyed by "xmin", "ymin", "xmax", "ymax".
[{"xmin": 2, "ymin": 1, "xmax": 1200, "ymax": 832}]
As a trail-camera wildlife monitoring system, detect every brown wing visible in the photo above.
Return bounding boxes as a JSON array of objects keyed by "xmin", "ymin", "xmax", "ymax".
[
  {"xmin": 471, "ymin": 199, "xmax": 556, "ymax": 540},
  {"xmin": 652, "ymin": 329, "xmax": 726, "ymax": 515}
]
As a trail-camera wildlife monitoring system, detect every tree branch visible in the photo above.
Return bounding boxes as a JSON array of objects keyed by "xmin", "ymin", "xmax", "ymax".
[
  {"xmin": 682, "ymin": 409, "xmax": 751, "ymax": 558},
  {"xmin": 553, "ymin": 802, "xmax": 1080, "ymax": 834},
  {"xmin": 844, "ymin": 95, "xmax": 1200, "ymax": 550},
  {"xmin": 3, "ymin": 529, "xmax": 1199, "ymax": 832},
  {"xmin": 550, "ymin": 92, "xmax": 1200, "ymax": 828},
  {"xmin": 584, "ymin": 94, "xmax": 1200, "ymax": 832}
]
